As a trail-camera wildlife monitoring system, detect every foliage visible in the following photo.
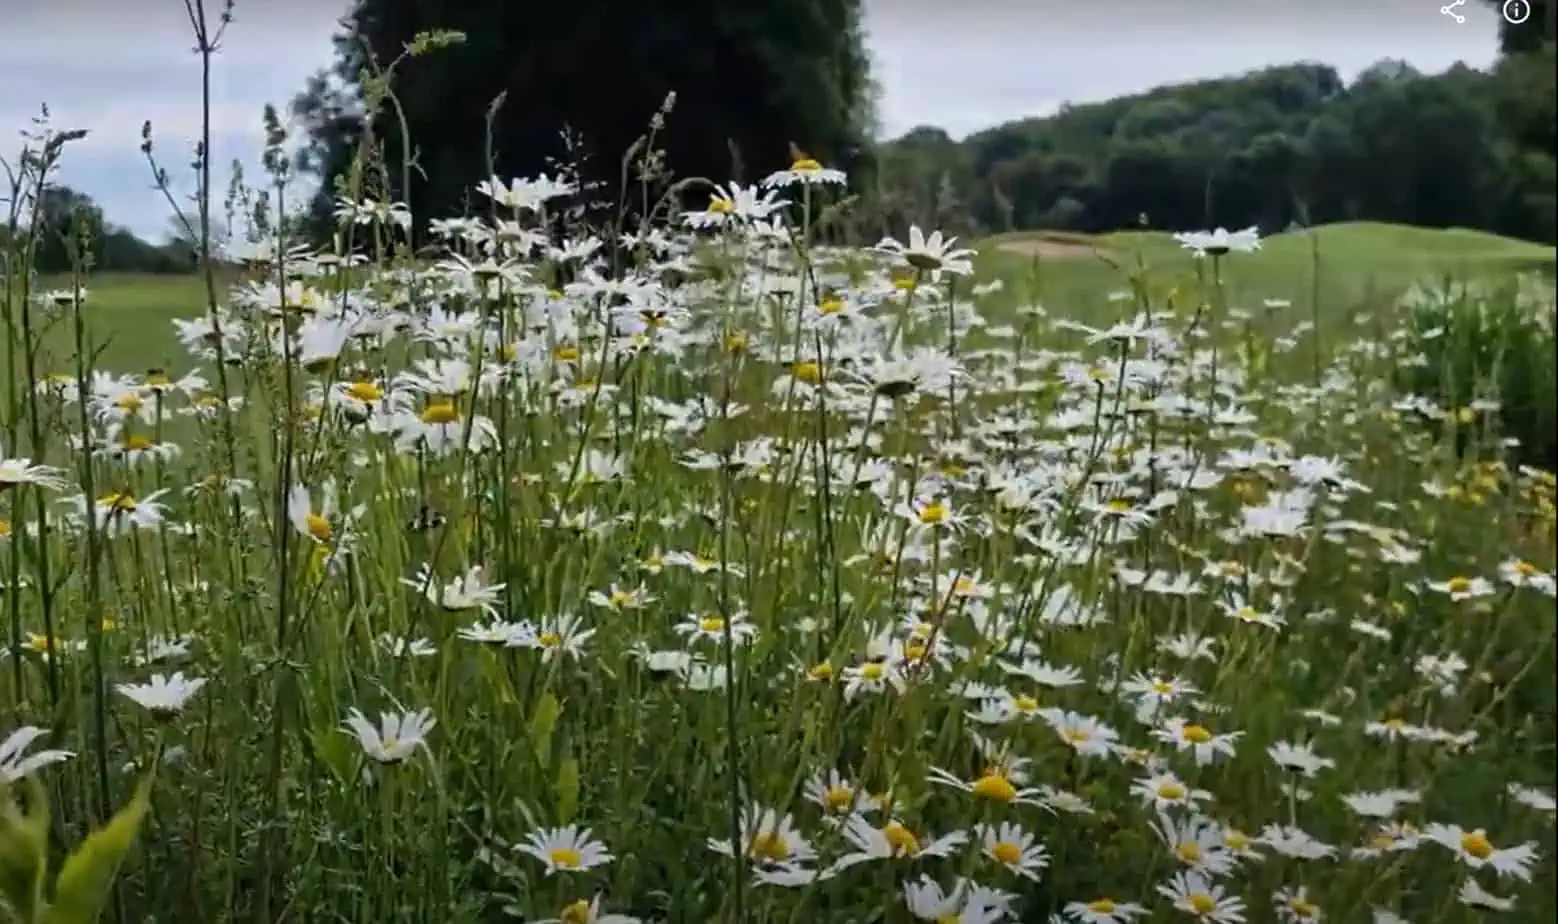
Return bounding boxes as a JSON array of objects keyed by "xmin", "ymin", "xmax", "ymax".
[
  {"xmin": 0, "ymin": 772, "xmax": 155, "ymax": 924},
  {"xmin": 290, "ymin": 0, "xmax": 877, "ymax": 240},
  {"xmin": 1397, "ymin": 273, "xmax": 1558, "ymax": 472},
  {"xmin": 874, "ymin": 29, "xmax": 1557, "ymax": 244}
]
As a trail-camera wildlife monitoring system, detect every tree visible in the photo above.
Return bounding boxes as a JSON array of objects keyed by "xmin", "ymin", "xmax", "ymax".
[
  {"xmin": 1487, "ymin": 0, "xmax": 1555, "ymax": 54},
  {"xmin": 292, "ymin": 0, "xmax": 875, "ymax": 241}
]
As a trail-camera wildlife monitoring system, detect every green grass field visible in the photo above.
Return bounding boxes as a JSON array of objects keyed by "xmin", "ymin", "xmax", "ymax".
[{"xmin": 14, "ymin": 221, "xmax": 1556, "ymax": 381}]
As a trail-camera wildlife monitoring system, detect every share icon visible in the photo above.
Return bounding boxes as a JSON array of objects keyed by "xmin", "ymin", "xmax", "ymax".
[{"xmin": 1441, "ymin": 0, "xmax": 1468, "ymax": 23}]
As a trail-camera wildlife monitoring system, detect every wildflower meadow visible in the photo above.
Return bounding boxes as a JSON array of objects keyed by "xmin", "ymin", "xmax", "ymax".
[{"xmin": 2, "ymin": 66, "xmax": 1555, "ymax": 924}]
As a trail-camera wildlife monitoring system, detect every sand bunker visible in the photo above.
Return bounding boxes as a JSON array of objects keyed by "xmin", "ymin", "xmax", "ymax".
[{"xmin": 993, "ymin": 236, "xmax": 1109, "ymax": 260}]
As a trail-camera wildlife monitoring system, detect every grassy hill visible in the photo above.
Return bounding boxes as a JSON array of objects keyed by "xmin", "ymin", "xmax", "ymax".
[{"xmin": 10, "ymin": 222, "xmax": 1553, "ymax": 379}]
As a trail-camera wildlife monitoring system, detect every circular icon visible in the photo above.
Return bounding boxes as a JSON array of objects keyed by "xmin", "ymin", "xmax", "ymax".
[{"xmin": 1503, "ymin": 0, "xmax": 1532, "ymax": 24}]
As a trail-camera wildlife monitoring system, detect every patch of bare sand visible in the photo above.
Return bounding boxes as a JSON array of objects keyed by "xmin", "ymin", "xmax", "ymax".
[{"xmin": 993, "ymin": 237, "xmax": 1109, "ymax": 260}]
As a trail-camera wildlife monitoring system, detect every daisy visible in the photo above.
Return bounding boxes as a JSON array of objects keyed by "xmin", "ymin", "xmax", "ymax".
[
  {"xmin": 1062, "ymin": 897, "xmax": 1149, "ymax": 923},
  {"xmin": 974, "ymin": 821, "xmax": 1049, "ymax": 880},
  {"xmin": 341, "ymin": 708, "xmax": 436, "ymax": 764},
  {"xmin": 0, "ymin": 726, "xmax": 74, "ymax": 782},
  {"xmin": 1423, "ymin": 823, "xmax": 1539, "ymax": 880},
  {"xmin": 515, "ymin": 825, "xmax": 614, "ymax": 875},
  {"xmin": 1156, "ymin": 870, "xmax": 1246, "ymax": 922},
  {"xmin": 1155, "ymin": 718, "xmax": 1242, "ymax": 765},
  {"xmin": 116, "ymin": 673, "xmax": 207, "ymax": 718},
  {"xmin": 706, "ymin": 805, "xmax": 815, "ymax": 867}
]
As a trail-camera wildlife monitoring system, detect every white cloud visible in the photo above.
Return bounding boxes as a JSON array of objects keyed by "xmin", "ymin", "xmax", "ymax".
[{"xmin": 0, "ymin": 0, "xmax": 1506, "ymax": 238}]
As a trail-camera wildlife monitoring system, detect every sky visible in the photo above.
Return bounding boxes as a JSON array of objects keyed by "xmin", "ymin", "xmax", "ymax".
[{"xmin": 0, "ymin": 0, "xmax": 1505, "ymax": 241}]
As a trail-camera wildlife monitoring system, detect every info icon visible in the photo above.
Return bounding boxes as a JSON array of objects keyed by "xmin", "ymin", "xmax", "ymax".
[{"xmin": 1503, "ymin": 0, "xmax": 1532, "ymax": 24}]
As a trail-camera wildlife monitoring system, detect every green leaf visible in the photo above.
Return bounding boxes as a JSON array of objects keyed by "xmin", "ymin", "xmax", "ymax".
[
  {"xmin": 555, "ymin": 756, "xmax": 580, "ymax": 825},
  {"xmin": 0, "ymin": 778, "xmax": 51, "ymax": 923},
  {"xmin": 41, "ymin": 772, "xmax": 154, "ymax": 924},
  {"xmin": 527, "ymin": 693, "xmax": 560, "ymax": 769}
]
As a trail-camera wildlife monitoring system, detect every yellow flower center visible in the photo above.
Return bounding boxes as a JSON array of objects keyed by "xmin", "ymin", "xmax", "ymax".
[
  {"xmin": 304, "ymin": 514, "xmax": 332, "ymax": 541},
  {"xmin": 699, "ymin": 616, "xmax": 726, "ymax": 633},
  {"xmin": 1188, "ymin": 893, "xmax": 1216, "ymax": 914},
  {"xmin": 607, "ymin": 590, "xmax": 634, "ymax": 608},
  {"xmin": 559, "ymin": 900, "xmax": 592, "ymax": 924},
  {"xmin": 553, "ymin": 345, "xmax": 581, "ymax": 362},
  {"xmin": 0, "ymin": 519, "xmax": 10, "ymax": 538},
  {"xmin": 145, "ymin": 372, "xmax": 171, "ymax": 388},
  {"xmin": 1176, "ymin": 842, "xmax": 1202, "ymax": 863},
  {"xmin": 791, "ymin": 361, "xmax": 822, "ymax": 385},
  {"xmin": 791, "ymin": 157, "xmax": 821, "ymax": 173},
  {"xmin": 1105, "ymin": 498, "xmax": 1132, "ymax": 513},
  {"xmin": 991, "ymin": 840, "xmax": 1023, "ymax": 865},
  {"xmin": 1151, "ymin": 680, "xmax": 1176, "ymax": 694},
  {"xmin": 891, "ymin": 274, "xmax": 917, "ymax": 291},
  {"xmin": 918, "ymin": 501, "xmax": 948, "ymax": 524},
  {"xmin": 1087, "ymin": 899, "xmax": 1117, "ymax": 914},
  {"xmin": 971, "ymin": 772, "xmax": 1017, "ymax": 803},
  {"xmin": 1234, "ymin": 606, "xmax": 1260, "ymax": 622},
  {"xmin": 1460, "ymin": 831, "xmax": 1493, "ymax": 860},
  {"xmin": 822, "ymin": 785, "xmax": 854, "ymax": 813},
  {"xmin": 1181, "ymin": 724, "xmax": 1213, "ymax": 744},
  {"xmin": 1288, "ymin": 897, "xmax": 1320, "ymax": 918},
  {"xmin": 547, "ymin": 847, "xmax": 583, "ymax": 870},
  {"xmin": 1514, "ymin": 560, "xmax": 1539, "ymax": 577},
  {"xmin": 346, "ymin": 381, "xmax": 383, "ymax": 402},
  {"xmin": 747, "ymin": 832, "xmax": 790, "ymax": 862},
  {"xmin": 1156, "ymin": 782, "xmax": 1187, "ymax": 801},
  {"xmin": 114, "ymin": 394, "xmax": 144, "ymax": 412},
  {"xmin": 420, "ymin": 402, "xmax": 460, "ymax": 425},
  {"xmin": 120, "ymin": 434, "xmax": 155, "ymax": 451},
  {"xmin": 903, "ymin": 640, "xmax": 928, "ymax": 662},
  {"xmin": 538, "ymin": 631, "xmax": 562, "ymax": 649},
  {"xmin": 707, "ymin": 195, "xmax": 735, "ymax": 213},
  {"xmin": 818, "ymin": 297, "xmax": 844, "ymax": 315},
  {"xmin": 1446, "ymin": 576, "xmax": 1472, "ymax": 594},
  {"xmin": 1217, "ymin": 560, "xmax": 1244, "ymax": 576},
  {"xmin": 1013, "ymin": 695, "xmax": 1040, "ymax": 713},
  {"xmin": 1062, "ymin": 728, "xmax": 1092, "ymax": 744},
  {"xmin": 881, "ymin": 822, "xmax": 920, "ymax": 857},
  {"xmin": 98, "ymin": 492, "xmax": 137, "ymax": 512},
  {"xmin": 1225, "ymin": 829, "xmax": 1250, "ymax": 851},
  {"xmin": 1370, "ymin": 833, "xmax": 1397, "ymax": 850},
  {"xmin": 860, "ymin": 662, "xmax": 886, "ymax": 681},
  {"xmin": 807, "ymin": 661, "xmax": 833, "ymax": 681},
  {"xmin": 725, "ymin": 333, "xmax": 750, "ymax": 353}
]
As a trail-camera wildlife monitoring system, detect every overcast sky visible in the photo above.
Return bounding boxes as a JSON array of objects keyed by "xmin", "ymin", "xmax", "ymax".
[{"xmin": 0, "ymin": 0, "xmax": 1503, "ymax": 240}]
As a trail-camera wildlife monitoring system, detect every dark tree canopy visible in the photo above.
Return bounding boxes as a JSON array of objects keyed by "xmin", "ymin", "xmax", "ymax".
[{"xmin": 292, "ymin": 0, "xmax": 875, "ymax": 238}]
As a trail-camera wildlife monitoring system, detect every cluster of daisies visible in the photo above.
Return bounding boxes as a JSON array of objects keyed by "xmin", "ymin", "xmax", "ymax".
[{"xmin": 3, "ymin": 154, "xmax": 1553, "ymax": 924}]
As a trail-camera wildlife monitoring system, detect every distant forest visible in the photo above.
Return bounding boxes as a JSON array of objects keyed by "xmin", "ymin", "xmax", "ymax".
[{"xmin": 873, "ymin": 51, "xmax": 1554, "ymax": 243}]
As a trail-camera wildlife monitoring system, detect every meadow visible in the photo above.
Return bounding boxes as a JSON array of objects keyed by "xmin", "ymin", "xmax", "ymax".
[{"xmin": 1, "ymin": 155, "xmax": 1556, "ymax": 924}]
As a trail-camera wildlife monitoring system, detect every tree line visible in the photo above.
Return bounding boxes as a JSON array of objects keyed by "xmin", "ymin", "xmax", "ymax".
[
  {"xmin": 874, "ymin": 42, "xmax": 1555, "ymax": 243},
  {"xmin": 18, "ymin": 0, "xmax": 1554, "ymax": 275},
  {"xmin": 3, "ymin": 186, "xmax": 212, "ymax": 276},
  {"xmin": 286, "ymin": 0, "xmax": 1552, "ymax": 248}
]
